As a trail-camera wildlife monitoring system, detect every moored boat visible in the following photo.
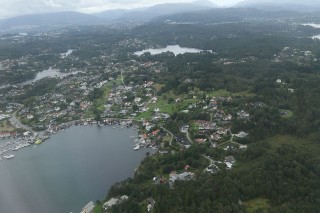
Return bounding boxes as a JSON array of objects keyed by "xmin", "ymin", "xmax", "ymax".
[
  {"xmin": 34, "ymin": 138, "xmax": 42, "ymax": 145},
  {"xmin": 133, "ymin": 144, "xmax": 140, "ymax": 150},
  {"xmin": 4, "ymin": 154, "xmax": 15, "ymax": 159}
]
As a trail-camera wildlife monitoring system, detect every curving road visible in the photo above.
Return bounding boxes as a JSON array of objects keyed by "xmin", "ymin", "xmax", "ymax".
[
  {"xmin": 161, "ymin": 126, "xmax": 174, "ymax": 146},
  {"xmin": 9, "ymin": 111, "xmax": 33, "ymax": 132}
]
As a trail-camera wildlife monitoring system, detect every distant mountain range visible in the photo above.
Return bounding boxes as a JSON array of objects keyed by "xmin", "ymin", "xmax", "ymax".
[
  {"xmin": 94, "ymin": 1, "xmax": 218, "ymax": 22},
  {"xmin": 155, "ymin": 8, "xmax": 302, "ymax": 24},
  {"xmin": 1, "ymin": 0, "xmax": 320, "ymax": 32},
  {"xmin": 0, "ymin": 11, "xmax": 102, "ymax": 31},
  {"xmin": 0, "ymin": 1, "xmax": 217, "ymax": 31},
  {"xmin": 235, "ymin": 0, "xmax": 320, "ymax": 12}
]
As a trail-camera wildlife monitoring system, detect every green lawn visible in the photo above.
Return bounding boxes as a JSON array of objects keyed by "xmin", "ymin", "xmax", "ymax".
[
  {"xmin": 266, "ymin": 134, "xmax": 320, "ymax": 155},
  {"xmin": 280, "ymin": 110, "xmax": 293, "ymax": 119},
  {"xmin": 87, "ymin": 78, "xmax": 119, "ymax": 117},
  {"xmin": 207, "ymin": 89, "xmax": 232, "ymax": 97},
  {"xmin": 207, "ymin": 89, "xmax": 255, "ymax": 97},
  {"xmin": 136, "ymin": 94, "xmax": 198, "ymax": 120},
  {"xmin": 232, "ymin": 90, "xmax": 255, "ymax": 97},
  {"xmin": 147, "ymin": 93, "xmax": 198, "ymax": 114},
  {"xmin": 93, "ymin": 204, "xmax": 103, "ymax": 213},
  {"xmin": 136, "ymin": 111, "xmax": 152, "ymax": 120},
  {"xmin": 244, "ymin": 198, "xmax": 271, "ymax": 213},
  {"xmin": 0, "ymin": 119, "xmax": 15, "ymax": 131}
]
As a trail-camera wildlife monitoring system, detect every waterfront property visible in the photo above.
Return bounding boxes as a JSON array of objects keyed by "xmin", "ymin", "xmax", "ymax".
[{"xmin": 80, "ymin": 201, "xmax": 95, "ymax": 213}]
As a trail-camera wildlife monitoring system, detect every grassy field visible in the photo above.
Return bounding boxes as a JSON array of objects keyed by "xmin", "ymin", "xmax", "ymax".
[
  {"xmin": 266, "ymin": 134, "xmax": 320, "ymax": 155},
  {"xmin": 0, "ymin": 120, "xmax": 15, "ymax": 132},
  {"xmin": 86, "ymin": 78, "xmax": 120, "ymax": 118},
  {"xmin": 154, "ymin": 83, "xmax": 164, "ymax": 92},
  {"xmin": 207, "ymin": 89, "xmax": 232, "ymax": 97},
  {"xmin": 233, "ymin": 90, "xmax": 255, "ymax": 97},
  {"xmin": 93, "ymin": 204, "xmax": 103, "ymax": 213},
  {"xmin": 136, "ymin": 111, "xmax": 152, "ymax": 120},
  {"xmin": 280, "ymin": 110, "xmax": 293, "ymax": 119},
  {"xmin": 243, "ymin": 198, "xmax": 271, "ymax": 213},
  {"xmin": 207, "ymin": 89, "xmax": 255, "ymax": 97},
  {"xmin": 136, "ymin": 92, "xmax": 198, "ymax": 120}
]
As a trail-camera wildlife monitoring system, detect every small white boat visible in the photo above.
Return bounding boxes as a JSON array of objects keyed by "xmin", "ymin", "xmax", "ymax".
[
  {"xmin": 133, "ymin": 145, "xmax": 140, "ymax": 150},
  {"xmin": 4, "ymin": 154, "xmax": 15, "ymax": 159}
]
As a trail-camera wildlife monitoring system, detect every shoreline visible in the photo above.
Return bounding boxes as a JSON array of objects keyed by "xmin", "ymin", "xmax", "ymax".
[
  {"xmin": 0, "ymin": 122, "xmax": 152, "ymax": 213},
  {"xmin": 0, "ymin": 117, "xmax": 157, "ymax": 161}
]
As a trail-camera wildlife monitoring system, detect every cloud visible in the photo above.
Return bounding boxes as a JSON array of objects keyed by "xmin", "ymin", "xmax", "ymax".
[{"xmin": 214, "ymin": 0, "xmax": 243, "ymax": 6}]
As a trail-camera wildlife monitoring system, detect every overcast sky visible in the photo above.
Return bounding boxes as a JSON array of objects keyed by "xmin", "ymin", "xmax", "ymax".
[{"xmin": 0, "ymin": 0, "xmax": 243, "ymax": 20}]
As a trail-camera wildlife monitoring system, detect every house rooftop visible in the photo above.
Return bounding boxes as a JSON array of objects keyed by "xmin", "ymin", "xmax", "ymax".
[{"xmin": 80, "ymin": 201, "xmax": 95, "ymax": 213}]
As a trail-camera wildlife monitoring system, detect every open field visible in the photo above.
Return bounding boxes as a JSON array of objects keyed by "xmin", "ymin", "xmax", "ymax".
[
  {"xmin": 0, "ymin": 120, "xmax": 15, "ymax": 132},
  {"xmin": 244, "ymin": 198, "xmax": 271, "ymax": 213}
]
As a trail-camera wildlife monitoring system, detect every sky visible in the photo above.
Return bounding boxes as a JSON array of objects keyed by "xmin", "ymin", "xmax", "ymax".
[{"xmin": 0, "ymin": 0, "xmax": 243, "ymax": 20}]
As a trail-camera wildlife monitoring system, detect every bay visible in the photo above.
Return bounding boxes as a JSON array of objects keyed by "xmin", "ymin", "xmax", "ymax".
[
  {"xmin": 0, "ymin": 67, "xmax": 80, "ymax": 89},
  {"xmin": 21, "ymin": 67, "xmax": 80, "ymax": 85},
  {"xmin": 134, "ymin": 45, "xmax": 204, "ymax": 56},
  {"xmin": 302, "ymin": 23, "xmax": 320, "ymax": 28},
  {"xmin": 0, "ymin": 125, "xmax": 151, "ymax": 213},
  {"xmin": 312, "ymin": 35, "xmax": 320, "ymax": 40}
]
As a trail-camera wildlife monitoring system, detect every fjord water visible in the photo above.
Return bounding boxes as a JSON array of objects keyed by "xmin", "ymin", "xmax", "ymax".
[
  {"xmin": 21, "ymin": 67, "xmax": 80, "ymax": 85},
  {"xmin": 0, "ymin": 126, "xmax": 150, "ymax": 213},
  {"xmin": 301, "ymin": 23, "xmax": 320, "ymax": 40},
  {"xmin": 134, "ymin": 45, "xmax": 203, "ymax": 56},
  {"xmin": 0, "ymin": 67, "xmax": 80, "ymax": 89}
]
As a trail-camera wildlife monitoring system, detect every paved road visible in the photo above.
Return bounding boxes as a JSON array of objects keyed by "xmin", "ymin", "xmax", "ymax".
[
  {"xmin": 161, "ymin": 126, "xmax": 174, "ymax": 146},
  {"xmin": 217, "ymin": 133, "xmax": 246, "ymax": 148},
  {"xmin": 217, "ymin": 133, "xmax": 234, "ymax": 148},
  {"xmin": 9, "ymin": 111, "xmax": 33, "ymax": 132},
  {"xmin": 203, "ymin": 155, "xmax": 214, "ymax": 164},
  {"xmin": 202, "ymin": 155, "xmax": 223, "ymax": 172},
  {"xmin": 120, "ymin": 70, "xmax": 126, "ymax": 87},
  {"xmin": 186, "ymin": 131, "xmax": 193, "ymax": 143}
]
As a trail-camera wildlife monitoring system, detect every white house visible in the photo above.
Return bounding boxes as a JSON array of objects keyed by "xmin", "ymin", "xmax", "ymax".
[
  {"xmin": 80, "ymin": 201, "xmax": 95, "ymax": 213},
  {"xmin": 103, "ymin": 195, "xmax": 128, "ymax": 211},
  {"xmin": 235, "ymin": 131, "xmax": 248, "ymax": 138}
]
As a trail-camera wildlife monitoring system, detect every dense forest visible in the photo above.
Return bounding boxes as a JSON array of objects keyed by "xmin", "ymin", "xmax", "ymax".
[{"xmin": 106, "ymin": 135, "xmax": 320, "ymax": 213}]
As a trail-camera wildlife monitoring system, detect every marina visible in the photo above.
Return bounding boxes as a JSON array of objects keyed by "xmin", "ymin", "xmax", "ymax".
[
  {"xmin": 0, "ymin": 118, "xmax": 150, "ymax": 161},
  {"xmin": 0, "ymin": 125, "xmax": 153, "ymax": 213}
]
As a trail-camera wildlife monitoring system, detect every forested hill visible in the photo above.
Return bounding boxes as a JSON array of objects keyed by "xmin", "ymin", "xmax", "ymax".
[
  {"xmin": 105, "ymin": 135, "xmax": 320, "ymax": 213},
  {"xmin": 154, "ymin": 8, "xmax": 313, "ymax": 24},
  {"xmin": 0, "ymin": 11, "xmax": 103, "ymax": 31}
]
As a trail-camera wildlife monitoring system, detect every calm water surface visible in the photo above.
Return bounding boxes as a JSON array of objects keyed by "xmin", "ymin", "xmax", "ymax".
[
  {"xmin": 302, "ymin": 23, "xmax": 320, "ymax": 28},
  {"xmin": 0, "ymin": 126, "xmax": 151, "ymax": 213},
  {"xmin": 312, "ymin": 35, "xmax": 320, "ymax": 40},
  {"xmin": 301, "ymin": 23, "xmax": 320, "ymax": 40},
  {"xmin": 134, "ymin": 45, "xmax": 204, "ymax": 56},
  {"xmin": 21, "ymin": 67, "xmax": 80, "ymax": 85},
  {"xmin": 0, "ymin": 67, "xmax": 80, "ymax": 89}
]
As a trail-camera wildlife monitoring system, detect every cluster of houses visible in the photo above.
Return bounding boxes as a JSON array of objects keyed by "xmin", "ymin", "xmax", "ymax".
[
  {"xmin": 0, "ymin": 31, "xmax": 258, "ymax": 213},
  {"xmin": 169, "ymin": 171, "xmax": 195, "ymax": 188},
  {"xmin": 0, "ymin": 131, "xmax": 17, "ymax": 139},
  {"xmin": 103, "ymin": 195, "xmax": 155, "ymax": 213},
  {"xmin": 275, "ymin": 46, "xmax": 317, "ymax": 65},
  {"xmin": 0, "ymin": 113, "xmax": 11, "ymax": 121}
]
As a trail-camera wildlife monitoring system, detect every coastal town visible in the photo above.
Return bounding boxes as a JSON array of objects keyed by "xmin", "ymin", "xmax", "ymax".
[
  {"xmin": 0, "ymin": 30, "xmax": 254, "ymax": 164},
  {"xmin": 0, "ymin": 14, "xmax": 319, "ymax": 212},
  {"xmin": 0, "ymin": 30, "xmax": 256, "ymax": 213}
]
